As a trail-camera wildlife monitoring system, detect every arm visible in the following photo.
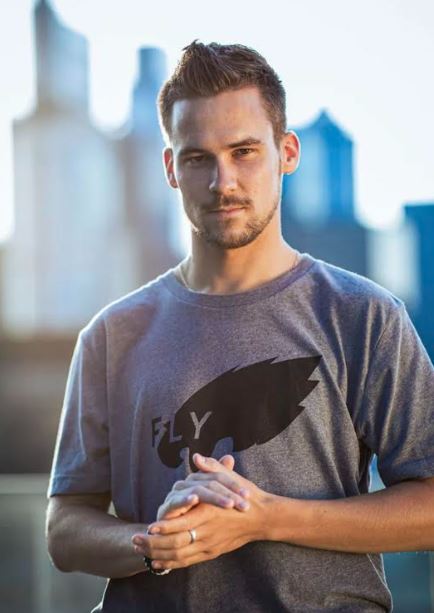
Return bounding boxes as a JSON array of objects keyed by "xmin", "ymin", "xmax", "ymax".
[
  {"xmin": 46, "ymin": 455, "xmax": 248, "ymax": 578},
  {"xmin": 46, "ymin": 493, "xmax": 149, "ymax": 578},
  {"xmin": 263, "ymin": 474, "xmax": 434, "ymax": 553},
  {"xmin": 152, "ymin": 302, "xmax": 434, "ymax": 557},
  {"xmin": 47, "ymin": 331, "xmax": 249, "ymax": 577},
  {"xmin": 135, "ymin": 457, "xmax": 434, "ymax": 571}
]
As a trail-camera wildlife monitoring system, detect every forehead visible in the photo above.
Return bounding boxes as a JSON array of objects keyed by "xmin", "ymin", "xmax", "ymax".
[{"xmin": 170, "ymin": 86, "xmax": 274, "ymax": 149}]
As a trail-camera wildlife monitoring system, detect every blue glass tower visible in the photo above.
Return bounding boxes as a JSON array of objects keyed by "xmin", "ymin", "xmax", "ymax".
[
  {"xmin": 281, "ymin": 110, "xmax": 368, "ymax": 276},
  {"xmin": 404, "ymin": 202, "xmax": 434, "ymax": 361},
  {"xmin": 282, "ymin": 110, "xmax": 355, "ymax": 224}
]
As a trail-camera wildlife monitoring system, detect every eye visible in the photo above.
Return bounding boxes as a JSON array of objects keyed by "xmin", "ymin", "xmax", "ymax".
[
  {"xmin": 234, "ymin": 148, "xmax": 255, "ymax": 157},
  {"xmin": 185, "ymin": 155, "xmax": 206, "ymax": 165}
]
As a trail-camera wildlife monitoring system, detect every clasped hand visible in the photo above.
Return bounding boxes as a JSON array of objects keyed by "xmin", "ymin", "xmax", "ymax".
[{"xmin": 132, "ymin": 453, "xmax": 268, "ymax": 571}]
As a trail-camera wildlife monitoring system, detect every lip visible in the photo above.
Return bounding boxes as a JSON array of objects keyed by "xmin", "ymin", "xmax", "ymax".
[{"xmin": 208, "ymin": 207, "xmax": 245, "ymax": 217}]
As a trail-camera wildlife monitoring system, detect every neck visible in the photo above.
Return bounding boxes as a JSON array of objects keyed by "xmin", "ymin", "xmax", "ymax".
[{"xmin": 177, "ymin": 233, "xmax": 300, "ymax": 295}]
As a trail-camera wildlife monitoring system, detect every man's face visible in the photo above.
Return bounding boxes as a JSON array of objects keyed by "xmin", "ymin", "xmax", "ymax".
[{"xmin": 164, "ymin": 86, "xmax": 295, "ymax": 250}]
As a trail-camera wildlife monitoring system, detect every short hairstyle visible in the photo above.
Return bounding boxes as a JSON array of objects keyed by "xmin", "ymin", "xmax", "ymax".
[{"xmin": 157, "ymin": 40, "xmax": 287, "ymax": 146}]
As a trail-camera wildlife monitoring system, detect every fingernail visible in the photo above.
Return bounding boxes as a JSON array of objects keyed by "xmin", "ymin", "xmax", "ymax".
[
  {"xmin": 152, "ymin": 561, "xmax": 162, "ymax": 569},
  {"xmin": 239, "ymin": 488, "xmax": 250, "ymax": 498},
  {"xmin": 133, "ymin": 534, "xmax": 146, "ymax": 543},
  {"xmin": 239, "ymin": 500, "xmax": 250, "ymax": 510},
  {"xmin": 148, "ymin": 525, "xmax": 160, "ymax": 534}
]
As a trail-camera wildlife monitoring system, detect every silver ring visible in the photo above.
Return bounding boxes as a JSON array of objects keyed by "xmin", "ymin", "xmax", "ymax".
[{"xmin": 188, "ymin": 528, "xmax": 197, "ymax": 544}]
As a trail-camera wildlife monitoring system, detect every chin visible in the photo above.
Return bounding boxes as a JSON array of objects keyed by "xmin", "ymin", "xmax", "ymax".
[{"xmin": 195, "ymin": 226, "xmax": 262, "ymax": 249}]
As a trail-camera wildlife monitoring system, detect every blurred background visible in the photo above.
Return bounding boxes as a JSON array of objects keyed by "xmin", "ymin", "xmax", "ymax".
[{"xmin": 0, "ymin": 1, "xmax": 433, "ymax": 611}]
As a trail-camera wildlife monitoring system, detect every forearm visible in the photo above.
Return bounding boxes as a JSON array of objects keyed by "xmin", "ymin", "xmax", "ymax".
[
  {"xmin": 262, "ymin": 479, "xmax": 434, "ymax": 553},
  {"xmin": 47, "ymin": 504, "xmax": 148, "ymax": 578}
]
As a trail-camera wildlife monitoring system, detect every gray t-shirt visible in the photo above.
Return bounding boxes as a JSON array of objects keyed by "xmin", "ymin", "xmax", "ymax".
[{"xmin": 48, "ymin": 251, "xmax": 434, "ymax": 612}]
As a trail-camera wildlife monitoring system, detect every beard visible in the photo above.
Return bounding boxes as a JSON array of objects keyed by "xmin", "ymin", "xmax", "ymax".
[{"xmin": 186, "ymin": 193, "xmax": 280, "ymax": 250}]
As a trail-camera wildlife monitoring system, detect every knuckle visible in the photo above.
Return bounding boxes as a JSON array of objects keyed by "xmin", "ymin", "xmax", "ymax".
[
  {"xmin": 146, "ymin": 544, "xmax": 155, "ymax": 558},
  {"xmin": 174, "ymin": 534, "xmax": 185, "ymax": 547},
  {"xmin": 173, "ymin": 519, "xmax": 186, "ymax": 532}
]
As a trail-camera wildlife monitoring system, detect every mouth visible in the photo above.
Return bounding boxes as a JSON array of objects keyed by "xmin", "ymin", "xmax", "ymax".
[{"xmin": 207, "ymin": 207, "xmax": 246, "ymax": 217}]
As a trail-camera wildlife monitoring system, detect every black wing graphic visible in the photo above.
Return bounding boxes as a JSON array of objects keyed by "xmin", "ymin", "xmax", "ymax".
[{"xmin": 157, "ymin": 355, "xmax": 321, "ymax": 471}]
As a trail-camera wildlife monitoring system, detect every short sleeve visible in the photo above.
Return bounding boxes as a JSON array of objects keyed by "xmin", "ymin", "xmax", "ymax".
[
  {"xmin": 356, "ymin": 302, "xmax": 434, "ymax": 487},
  {"xmin": 47, "ymin": 323, "xmax": 111, "ymax": 498}
]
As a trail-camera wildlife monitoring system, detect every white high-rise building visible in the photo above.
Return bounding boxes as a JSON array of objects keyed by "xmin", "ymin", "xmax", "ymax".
[
  {"xmin": 1, "ymin": 1, "xmax": 176, "ymax": 336},
  {"xmin": 118, "ymin": 46, "xmax": 183, "ymax": 281}
]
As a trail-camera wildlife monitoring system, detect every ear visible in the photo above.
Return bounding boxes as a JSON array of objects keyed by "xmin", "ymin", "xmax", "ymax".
[
  {"xmin": 280, "ymin": 130, "xmax": 300, "ymax": 176},
  {"xmin": 163, "ymin": 147, "xmax": 179, "ymax": 189}
]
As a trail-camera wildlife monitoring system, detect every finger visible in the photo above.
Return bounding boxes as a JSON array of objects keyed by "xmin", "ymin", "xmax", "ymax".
[
  {"xmin": 205, "ymin": 480, "xmax": 249, "ymax": 511},
  {"xmin": 219, "ymin": 454, "xmax": 235, "ymax": 470},
  {"xmin": 148, "ymin": 504, "xmax": 211, "ymax": 535},
  {"xmin": 149, "ymin": 533, "xmax": 201, "ymax": 558},
  {"xmin": 133, "ymin": 531, "xmax": 192, "ymax": 553},
  {"xmin": 131, "ymin": 532, "xmax": 149, "ymax": 548},
  {"xmin": 172, "ymin": 479, "xmax": 189, "ymax": 492},
  {"xmin": 148, "ymin": 531, "xmax": 210, "ymax": 567},
  {"xmin": 192, "ymin": 453, "xmax": 229, "ymax": 473},
  {"xmin": 185, "ymin": 472, "xmax": 250, "ymax": 499},
  {"xmin": 161, "ymin": 502, "xmax": 197, "ymax": 520},
  {"xmin": 176, "ymin": 484, "xmax": 236, "ymax": 509},
  {"xmin": 151, "ymin": 551, "xmax": 206, "ymax": 571},
  {"xmin": 158, "ymin": 493, "xmax": 199, "ymax": 520},
  {"xmin": 159, "ymin": 488, "xmax": 231, "ymax": 525}
]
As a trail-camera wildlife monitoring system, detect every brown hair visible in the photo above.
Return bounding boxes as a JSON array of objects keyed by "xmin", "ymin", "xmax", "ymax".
[{"xmin": 157, "ymin": 40, "xmax": 287, "ymax": 146}]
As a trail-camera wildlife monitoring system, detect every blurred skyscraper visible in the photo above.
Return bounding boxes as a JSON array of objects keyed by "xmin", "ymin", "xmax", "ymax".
[
  {"xmin": 118, "ymin": 46, "xmax": 181, "ymax": 282},
  {"xmin": 284, "ymin": 110, "xmax": 355, "ymax": 223},
  {"xmin": 404, "ymin": 202, "xmax": 434, "ymax": 361},
  {"xmin": 0, "ymin": 4, "xmax": 432, "ymax": 610},
  {"xmin": 0, "ymin": 0, "xmax": 179, "ymax": 336},
  {"xmin": 282, "ymin": 110, "xmax": 368, "ymax": 276}
]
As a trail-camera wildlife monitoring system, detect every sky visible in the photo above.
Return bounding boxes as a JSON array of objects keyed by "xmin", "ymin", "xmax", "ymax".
[{"xmin": 0, "ymin": 0, "xmax": 433, "ymax": 243}]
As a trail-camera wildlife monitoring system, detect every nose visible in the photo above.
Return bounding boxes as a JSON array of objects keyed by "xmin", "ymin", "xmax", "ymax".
[{"xmin": 208, "ymin": 159, "xmax": 237, "ymax": 194}]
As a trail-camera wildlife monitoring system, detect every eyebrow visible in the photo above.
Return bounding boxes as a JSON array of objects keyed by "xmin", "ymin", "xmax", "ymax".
[{"xmin": 178, "ymin": 137, "xmax": 263, "ymax": 158}]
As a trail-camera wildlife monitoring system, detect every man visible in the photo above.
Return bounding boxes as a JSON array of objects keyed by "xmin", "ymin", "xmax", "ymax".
[{"xmin": 46, "ymin": 41, "xmax": 434, "ymax": 612}]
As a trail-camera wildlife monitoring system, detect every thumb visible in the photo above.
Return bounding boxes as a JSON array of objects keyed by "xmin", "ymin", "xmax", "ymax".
[
  {"xmin": 218, "ymin": 454, "xmax": 235, "ymax": 471},
  {"xmin": 193, "ymin": 453, "xmax": 230, "ymax": 473}
]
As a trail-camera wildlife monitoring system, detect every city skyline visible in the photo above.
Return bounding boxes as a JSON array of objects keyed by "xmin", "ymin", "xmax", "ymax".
[{"xmin": 1, "ymin": 0, "xmax": 434, "ymax": 243}]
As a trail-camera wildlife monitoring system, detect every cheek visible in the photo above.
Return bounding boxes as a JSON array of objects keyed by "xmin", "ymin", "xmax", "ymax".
[
  {"xmin": 240, "ymin": 160, "xmax": 279, "ymax": 191},
  {"xmin": 177, "ymin": 169, "xmax": 209, "ymax": 195}
]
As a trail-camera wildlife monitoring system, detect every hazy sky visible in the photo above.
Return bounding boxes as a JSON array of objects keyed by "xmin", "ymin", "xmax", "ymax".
[{"xmin": 0, "ymin": 0, "xmax": 433, "ymax": 242}]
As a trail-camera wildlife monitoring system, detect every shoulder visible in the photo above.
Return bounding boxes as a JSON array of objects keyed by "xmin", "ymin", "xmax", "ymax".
[
  {"xmin": 78, "ymin": 267, "xmax": 174, "ymax": 347},
  {"xmin": 309, "ymin": 256, "xmax": 402, "ymax": 308},
  {"xmin": 306, "ymin": 255, "xmax": 405, "ymax": 336}
]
